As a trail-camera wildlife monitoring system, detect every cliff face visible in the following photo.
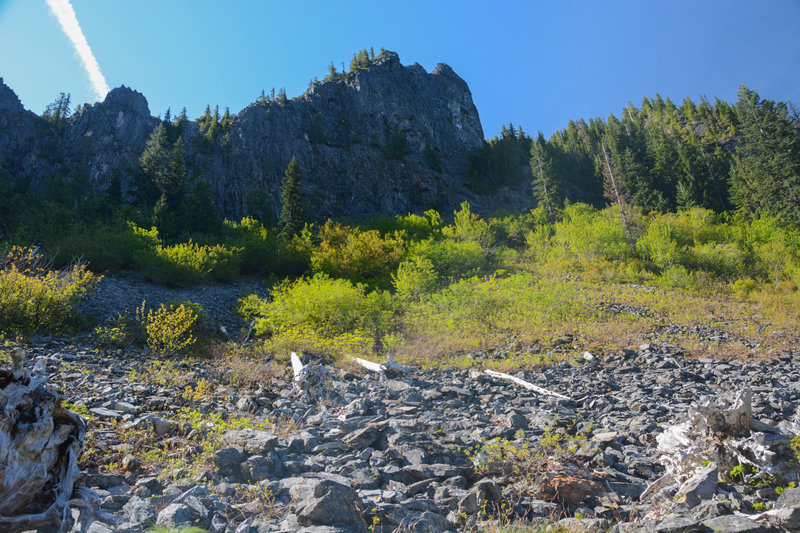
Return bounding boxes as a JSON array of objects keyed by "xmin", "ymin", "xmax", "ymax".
[{"xmin": 0, "ymin": 52, "xmax": 494, "ymax": 220}]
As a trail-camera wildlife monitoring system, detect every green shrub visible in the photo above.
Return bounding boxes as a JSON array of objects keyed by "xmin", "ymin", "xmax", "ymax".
[
  {"xmin": 131, "ymin": 227, "xmax": 242, "ymax": 286},
  {"xmin": 399, "ymin": 273, "xmax": 587, "ymax": 355},
  {"xmin": 659, "ymin": 264, "xmax": 694, "ymax": 289},
  {"xmin": 93, "ymin": 310, "xmax": 146, "ymax": 348},
  {"xmin": 0, "ymin": 246, "xmax": 99, "ymax": 335},
  {"xmin": 408, "ymin": 238, "xmax": 487, "ymax": 282},
  {"xmin": 223, "ymin": 217, "xmax": 281, "ymax": 275},
  {"xmin": 392, "ymin": 256, "xmax": 438, "ymax": 301},
  {"xmin": 310, "ymin": 221, "xmax": 404, "ymax": 284},
  {"xmin": 139, "ymin": 301, "xmax": 199, "ymax": 357},
  {"xmin": 553, "ymin": 204, "xmax": 633, "ymax": 262},
  {"xmin": 637, "ymin": 215, "xmax": 683, "ymax": 269},
  {"xmin": 240, "ymin": 274, "xmax": 393, "ymax": 359},
  {"xmin": 442, "ymin": 201, "xmax": 492, "ymax": 248},
  {"xmin": 687, "ymin": 241, "xmax": 747, "ymax": 278}
]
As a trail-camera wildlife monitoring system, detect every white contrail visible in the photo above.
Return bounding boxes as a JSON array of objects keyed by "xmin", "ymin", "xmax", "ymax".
[{"xmin": 45, "ymin": 0, "xmax": 110, "ymax": 100}]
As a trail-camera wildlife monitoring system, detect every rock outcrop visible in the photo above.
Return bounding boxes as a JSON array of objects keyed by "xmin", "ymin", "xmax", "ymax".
[{"xmin": 0, "ymin": 52, "xmax": 496, "ymax": 221}]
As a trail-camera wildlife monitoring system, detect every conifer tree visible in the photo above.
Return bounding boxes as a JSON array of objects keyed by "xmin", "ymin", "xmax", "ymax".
[
  {"xmin": 140, "ymin": 124, "xmax": 169, "ymax": 190},
  {"xmin": 530, "ymin": 132, "xmax": 560, "ymax": 219},
  {"xmin": 280, "ymin": 157, "xmax": 305, "ymax": 239},
  {"xmin": 730, "ymin": 85, "xmax": 800, "ymax": 224}
]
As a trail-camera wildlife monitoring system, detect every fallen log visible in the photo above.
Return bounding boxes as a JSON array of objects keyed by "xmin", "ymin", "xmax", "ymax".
[
  {"xmin": 0, "ymin": 349, "xmax": 97, "ymax": 532},
  {"xmin": 289, "ymin": 352, "xmax": 330, "ymax": 402},
  {"xmin": 483, "ymin": 369, "xmax": 570, "ymax": 400},
  {"xmin": 353, "ymin": 354, "xmax": 411, "ymax": 381}
]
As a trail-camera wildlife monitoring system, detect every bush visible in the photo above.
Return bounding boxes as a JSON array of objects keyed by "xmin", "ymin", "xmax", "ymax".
[
  {"xmin": 408, "ymin": 238, "xmax": 487, "ymax": 283},
  {"xmin": 553, "ymin": 204, "xmax": 633, "ymax": 262},
  {"xmin": 131, "ymin": 227, "xmax": 242, "ymax": 286},
  {"xmin": 139, "ymin": 301, "xmax": 200, "ymax": 357},
  {"xmin": 310, "ymin": 221, "xmax": 404, "ymax": 284},
  {"xmin": 223, "ymin": 217, "xmax": 281, "ymax": 275},
  {"xmin": 0, "ymin": 246, "xmax": 99, "ymax": 335},
  {"xmin": 93, "ymin": 311, "xmax": 145, "ymax": 348},
  {"xmin": 442, "ymin": 202, "xmax": 491, "ymax": 248},
  {"xmin": 392, "ymin": 256, "xmax": 437, "ymax": 301},
  {"xmin": 398, "ymin": 273, "xmax": 587, "ymax": 356},
  {"xmin": 659, "ymin": 264, "xmax": 694, "ymax": 289},
  {"xmin": 240, "ymin": 274, "xmax": 393, "ymax": 359},
  {"xmin": 637, "ymin": 215, "xmax": 682, "ymax": 269}
]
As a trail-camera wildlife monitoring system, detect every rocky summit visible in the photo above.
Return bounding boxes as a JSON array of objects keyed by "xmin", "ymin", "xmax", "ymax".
[{"xmin": 0, "ymin": 51, "xmax": 495, "ymax": 221}]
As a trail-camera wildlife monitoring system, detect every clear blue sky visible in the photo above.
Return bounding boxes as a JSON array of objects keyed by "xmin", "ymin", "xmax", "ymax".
[{"xmin": 0, "ymin": 0, "xmax": 798, "ymax": 138}]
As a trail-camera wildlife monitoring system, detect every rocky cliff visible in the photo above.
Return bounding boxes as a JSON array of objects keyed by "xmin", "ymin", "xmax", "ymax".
[{"xmin": 0, "ymin": 52, "xmax": 508, "ymax": 221}]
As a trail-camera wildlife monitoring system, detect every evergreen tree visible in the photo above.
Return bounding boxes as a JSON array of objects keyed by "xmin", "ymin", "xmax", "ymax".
[
  {"xmin": 280, "ymin": 157, "xmax": 305, "ymax": 239},
  {"xmin": 730, "ymin": 85, "xmax": 800, "ymax": 224},
  {"xmin": 530, "ymin": 132, "xmax": 560, "ymax": 219},
  {"xmin": 42, "ymin": 92, "xmax": 71, "ymax": 127},
  {"xmin": 181, "ymin": 181, "xmax": 222, "ymax": 234},
  {"xmin": 140, "ymin": 124, "xmax": 169, "ymax": 190}
]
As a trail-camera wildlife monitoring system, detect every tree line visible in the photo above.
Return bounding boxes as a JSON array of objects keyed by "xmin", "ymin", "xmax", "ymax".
[{"xmin": 472, "ymin": 85, "xmax": 800, "ymax": 228}]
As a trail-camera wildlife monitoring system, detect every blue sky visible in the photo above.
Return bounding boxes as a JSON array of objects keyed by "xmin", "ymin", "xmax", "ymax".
[{"xmin": 0, "ymin": 0, "xmax": 798, "ymax": 138}]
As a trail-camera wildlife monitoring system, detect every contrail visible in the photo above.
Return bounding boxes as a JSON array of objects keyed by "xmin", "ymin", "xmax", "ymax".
[{"xmin": 45, "ymin": 0, "xmax": 109, "ymax": 100}]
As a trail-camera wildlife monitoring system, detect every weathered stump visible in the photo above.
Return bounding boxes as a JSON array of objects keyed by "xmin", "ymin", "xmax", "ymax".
[{"xmin": 0, "ymin": 349, "xmax": 96, "ymax": 532}]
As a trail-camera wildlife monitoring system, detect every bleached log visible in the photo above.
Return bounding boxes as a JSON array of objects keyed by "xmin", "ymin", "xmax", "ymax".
[
  {"xmin": 291, "ymin": 351, "xmax": 305, "ymax": 381},
  {"xmin": 0, "ymin": 350, "xmax": 97, "ymax": 532},
  {"xmin": 352, "ymin": 354, "xmax": 411, "ymax": 382},
  {"xmin": 484, "ymin": 369, "xmax": 570, "ymax": 400},
  {"xmin": 289, "ymin": 352, "xmax": 329, "ymax": 401},
  {"xmin": 354, "ymin": 357, "xmax": 383, "ymax": 373}
]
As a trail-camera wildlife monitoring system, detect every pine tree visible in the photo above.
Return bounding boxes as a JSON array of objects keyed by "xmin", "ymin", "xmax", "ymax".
[
  {"xmin": 530, "ymin": 132, "xmax": 560, "ymax": 219},
  {"xmin": 42, "ymin": 93, "xmax": 71, "ymax": 127},
  {"xmin": 140, "ymin": 124, "xmax": 169, "ymax": 190},
  {"xmin": 730, "ymin": 85, "xmax": 800, "ymax": 224},
  {"xmin": 280, "ymin": 157, "xmax": 305, "ymax": 239}
]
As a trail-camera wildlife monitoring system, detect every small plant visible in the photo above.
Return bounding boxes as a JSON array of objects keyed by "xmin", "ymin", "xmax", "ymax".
[
  {"xmin": 139, "ymin": 301, "xmax": 199, "ymax": 357},
  {"xmin": 93, "ymin": 310, "xmax": 145, "ymax": 348}
]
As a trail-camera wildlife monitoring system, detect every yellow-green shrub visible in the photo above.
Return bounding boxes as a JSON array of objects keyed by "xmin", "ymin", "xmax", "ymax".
[
  {"xmin": 131, "ymin": 226, "xmax": 242, "ymax": 286},
  {"xmin": 392, "ymin": 256, "xmax": 438, "ymax": 301},
  {"xmin": 637, "ymin": 215, "xmax": 683, "ymax": 269},
  {"xmin": 408, "ymin": 238, "xmax": 487, "ymax": 282},
  {"xmin": 553, "ymin": 204, "xmax": 633, "ymax": 263},
  {"xmin": 138, "ymin": 301, "xmax": 199, "ymax": 357},
  {"xmin": 0, "ymin": 246, "xmax": 98, "ymax": 335},
  {"xmin": 310, "ymin": 221, "xmax": 404, "ymax": 283},
  {"xmin": 240, "ymin": 274, "xmax": 393, "ymax": 359}
]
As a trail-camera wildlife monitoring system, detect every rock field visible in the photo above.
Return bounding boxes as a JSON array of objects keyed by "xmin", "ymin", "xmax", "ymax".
[{"xmin": 6, "ymin": 332, "xmax": 799, "ymax": 533}]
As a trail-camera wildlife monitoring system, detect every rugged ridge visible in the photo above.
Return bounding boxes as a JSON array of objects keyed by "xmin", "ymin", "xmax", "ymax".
[{"xmin": 0, "ymin": 52, "xmax": 494, "ymax": 220}]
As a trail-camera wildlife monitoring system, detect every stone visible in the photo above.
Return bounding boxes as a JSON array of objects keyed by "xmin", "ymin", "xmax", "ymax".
[
  {"xmin": 702, "ymin": 514, "xmax": 773, "ymax": 532},
  {"xmin": 122, "ymin": 496, "xmax": 156, "ymax": 525},
  {"xmin": 241, "ymin": 455, "xmax": 275, "ymax": 483},
  {"xmin": 676, "ymin": 462, "xmax": 718, "ymax": 508},
  {"xmin": 403, "ymin": 510, "xmax": 455, "ymax": 532},
  {"xmin": 212, "ymin": 445, "xmax": 247, "ymax": 468},
  {"xmin": 776, "ymin": 486, "xmax": 800, "ymax": 508},
  {"xmin": 155, "ymin": 503, "xmax": 194, "ymax": 528},
  {"xmin": 772, "ymin": 504, "xmax": 800, "ymax": 530},
  {"xmin": 295, "ymin": 479, "xmax": 364, "ymax": 528}
]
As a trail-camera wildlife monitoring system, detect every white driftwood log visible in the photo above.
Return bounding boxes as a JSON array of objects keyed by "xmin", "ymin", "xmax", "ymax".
[
  {"xmin": 289, "ymin": 352, "xmax": 329, "ymax": 401},
  {"xmin": 0, "ymin": 350, "xmax": 97, "ymax": 532},
  {"xmin": 353, "ymin": 354, "xmax": 411, "ymax": 381},
  {"xmin": 484, "ymin": 369, "xmax": 570, "ymax": 400}
]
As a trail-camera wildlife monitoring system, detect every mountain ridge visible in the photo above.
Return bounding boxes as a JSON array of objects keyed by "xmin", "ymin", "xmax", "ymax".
[{"xmin": 0, "ymin": 51, "xmax": 518, "ymax": 222}]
